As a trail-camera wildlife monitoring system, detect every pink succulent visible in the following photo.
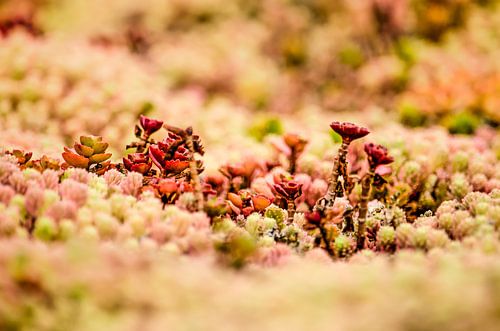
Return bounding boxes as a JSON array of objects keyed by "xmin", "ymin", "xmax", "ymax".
[
  {"xmin": 46, "ymin": 200, "xmax": 77, "ymax": 221},
  {"xmin": 8, "ymin": 172, "xmax": 28, "ymax": 194},
  {"xmin": 120, "ymin": 172, "xmax": 143, "ymax": 197},
  {"xmin": 103, "ymin": 169, "xmax": 124, "ymax": 187},
  {"xmin": 0, "ymin": 184, "xmax": 15, "ymax": 205},
  {"xmin": 68, "ymin": 168, "xmax": 91, "ymax": 184},
  {"xmin": 59, "ymin": 179, "xmax": 88, "ymax": 207},
  {"xmin": 41, "ymin": 170, "xmax": 60, "ymax": 190},
  {"xmin": 25, "ymin": 187, "xmax": 45, "ymax": 217}
]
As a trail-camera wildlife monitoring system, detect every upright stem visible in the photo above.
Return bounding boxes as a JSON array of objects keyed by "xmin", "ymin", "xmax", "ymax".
[
  {"xmin": 357, "ymin": 167, "xmax": 374, "ymax": 250},
  {"xmin": 135, "ymin": 133, "xmax": 151, "ymax": 153},
  {"xmin": 318, "ymin": 224, "xmax": 334, "ymax": 257},
  {"xmin": 185, "ymin": 133, "xmax": 204, "ymax": 211},
  {"xmin": 314, "ymin": 139, "xmax": 351, "ymax": 213},
  {"xmin": 343, "ymin": 209, "xmax": 355, "ymax": 233},
  {"xmin": 26, "ymin": 217, "xmax": 35, "ymax": 234},
  {"xmin": 287, "ymin": 199, "xmax": 295, "ymax": 224}
]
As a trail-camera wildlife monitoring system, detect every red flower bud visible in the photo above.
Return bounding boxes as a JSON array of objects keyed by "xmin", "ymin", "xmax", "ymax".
[
  {"xmin": 364, "ymin": 143, "xmax": 394, "ymax": 168},
  {"xmin": 284, "ymin": 133, "xmax": 307, "ymax": 153},
  {"xmin": 241, "ymin": 206, "xmax": 254, "ymax": 217},
  {"xmin": 330, "ymin": 122, "xmax": 370, "ymax": 141},
  {"xmin": 139, "ymin": 115, "xmax": 163, "ymax": 136}
]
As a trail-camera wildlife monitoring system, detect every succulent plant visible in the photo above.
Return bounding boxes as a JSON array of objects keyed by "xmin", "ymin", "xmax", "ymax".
[
  {"xmin": 273, "ymin": 179, "xmax": 303, "ymax": 224},
  {"xmin": 357, "ymin": 142, "xmax": 394, "ymax": 250},
  {"xmin": 123, "ymin": 152, "xmax": 152, "ymax": 175},
  {"xmin": 314, "ymin": 122, "xmax": 370, "ymax": 214},
  {"xmin": 62, "ymin": 136, "xmax": 111, "ymax": 174},
  {"xmin": 282, "ymin": 133, "xmax": 308, "ymax": 174}
]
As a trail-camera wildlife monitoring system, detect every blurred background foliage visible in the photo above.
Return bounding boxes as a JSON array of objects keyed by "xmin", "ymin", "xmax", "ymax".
[{"xmin": 0, "ymin": 0, "xmax": 499, "ymax": 149}]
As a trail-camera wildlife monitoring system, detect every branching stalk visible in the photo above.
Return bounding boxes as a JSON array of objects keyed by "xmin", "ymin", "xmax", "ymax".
[
  {"xmin": 185, "ymin": 131, "xmax": 204, "ymax": 211},
  {"xmin": 314, "ymin": 139, "xmax": 351, "ymax": 213}
]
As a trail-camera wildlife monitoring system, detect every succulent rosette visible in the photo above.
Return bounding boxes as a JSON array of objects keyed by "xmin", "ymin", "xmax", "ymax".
[
  {"xmin": 273, "ymin": 180, "xmax": 303, "ymax": 201},
  {"xmin": 149, "ymin": 136, "xmax": 191, "ymax": 176},
  {"xmin": 62, "ymin": 135, "xmax": 111, "ymax": 172}
]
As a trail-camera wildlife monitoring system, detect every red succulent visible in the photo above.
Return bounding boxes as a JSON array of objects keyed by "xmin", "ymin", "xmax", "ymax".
[
  {"xmin": 123, "ymin": 153, "xmax": 152, "ymax": 174},
  {"xmin": 330, "ymin": 122, "xmax": 370, "ymax": 141},
  {"xmin": 364, "ymin": 143, "xmax": 394, "ymax": 168},
  {"xmin": 8, "ymin": 150, "xmax": 33, "ymax": 165},
  {"xmin": 139, "ymin": 115, "xmax": 164, "ymax": 136},
  {"xmin": 273, "ymin": 180, "xmax": 303, "ymax": 201},
  {"xmin": 155, "ymin": 178, "xmax": 179, "ymax": 195},
  {"xmin": 149, "ymin": 142, "xmax": 190, "ymax": 176}
]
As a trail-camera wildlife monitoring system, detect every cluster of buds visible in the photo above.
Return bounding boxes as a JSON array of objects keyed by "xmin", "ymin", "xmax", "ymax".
[
  {"xmin": 123, "ymin": 152, "xmax": 152, "ymax": 175},
  {"xmin": 127, "ymin": 115, "xmax": 164, "ymax": 152},
  {"xmin": 219, "ymin": 159, "xmax": 260, "ymax": 192},
  {"xmin": 149, "ymin": 136, "xmax": 191, "ymax": 177},
  {"xmin": 62, "ymin": 136, "xmax": 111, "ymax": 175},
  {"xmin": 6, "ymin": 149, "xmax": 32, "ymax": 166},
  {"xmin": 6, "ymin": 150, "xmax": 60, "ymax": 172},
  {"xmin": 149, "ymin": 127, "xmax": 204, "ymax": 177},
  {"xmin": 126, "ymin": 116, "xmax": 206, "ymax": 211},
  {"xmin": 304, "ymin": 121, "xmax": 398, "ymax": 255},
  {"xmin": 227, "ymin": 190, "xmax": 273, "ymax": 217}
]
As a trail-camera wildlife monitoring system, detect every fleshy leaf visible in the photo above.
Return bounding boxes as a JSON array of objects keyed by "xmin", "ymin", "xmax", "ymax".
[
  {"xmin": 74, "ymin": 143, "xmax": 94, "ymax": 157},
  {"xmin": 89, "ymin": 153, "xmax": 112, "ymax": 164},
  {"xmin": 62, "ymin": 151, "xmax": 89, "ymax": 168},
  {"xmin": 92, "ymin": 142, "xmax": 109, "ymax": 154}
]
